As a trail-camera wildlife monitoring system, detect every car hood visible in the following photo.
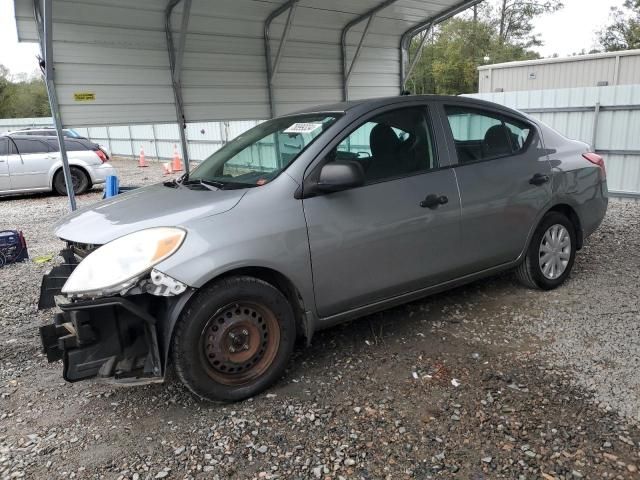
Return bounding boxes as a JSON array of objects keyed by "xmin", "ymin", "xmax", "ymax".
[{"xmin": 55, "ymin": 183, "xmax": 247, "ymax": 245}]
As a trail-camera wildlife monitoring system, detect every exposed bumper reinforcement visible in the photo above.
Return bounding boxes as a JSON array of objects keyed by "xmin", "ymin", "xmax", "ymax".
[
  {"xmin": 38, "ymin": 248, "xmax": 78, "ymax": 310},
  {"xmin": 39, "ymin": 296, "xmax": 163, "ymax": 384}
]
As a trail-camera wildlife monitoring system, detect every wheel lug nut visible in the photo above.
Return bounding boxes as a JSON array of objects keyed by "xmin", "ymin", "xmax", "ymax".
[
  {"xmin": 242, "ymin": 329, "xmax": 248, "ymax": 336},
  {"xmin": 243, "ymin": 344, "xmax": 249, "ymax": 350},
  {"xmin": 229, "ymin": 346, "xmax": 235, "ymax": 353}
]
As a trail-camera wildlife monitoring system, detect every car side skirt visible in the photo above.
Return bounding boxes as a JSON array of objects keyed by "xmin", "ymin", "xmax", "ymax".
[{"xmin": 314, "ymin": 260, "xmax": 520, "ymax": 330}]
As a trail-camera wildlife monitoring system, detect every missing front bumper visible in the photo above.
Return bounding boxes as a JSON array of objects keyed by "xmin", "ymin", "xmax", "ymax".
[
  {"xmin": 39, "ymin": 296, "xmax": 163, "ymax": 383},
  {"xmin": 38, "ymin": 248, "xmax": 78, "ymax": 310}
]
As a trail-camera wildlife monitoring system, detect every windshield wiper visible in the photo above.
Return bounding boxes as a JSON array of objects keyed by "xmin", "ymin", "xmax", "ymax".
[
  {"xmin": 163, "ymin": 178, "xmax": 179, "ymax": 188},
  {"xmin": 182, "ymin": 179, "xmax": 226, "ymax": 191}
]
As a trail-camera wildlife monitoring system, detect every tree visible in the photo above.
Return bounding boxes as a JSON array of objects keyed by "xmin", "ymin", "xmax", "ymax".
[
  {"xmin": 404, "ymin": 0, "xmax": 563, "ymax": 95},
  {"xmin": 598, "ymin": 0, "xmax": 640, "ymax": 52},
  {"xmin": 489, "ymin": 0, "xmax": 564, "ymax": 47},
  {"xmin": 407, "ymin": 18, "xmax": 540, "ymax": 95},
  {"xmin": 0, "ymin": 65, "xmax": 51, "ymax": 118}
]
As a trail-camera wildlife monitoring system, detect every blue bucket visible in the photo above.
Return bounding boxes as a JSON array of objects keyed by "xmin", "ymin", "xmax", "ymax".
[{"xmin": 104, "ymin": 175, "xmax": 119, "ymax": 198}]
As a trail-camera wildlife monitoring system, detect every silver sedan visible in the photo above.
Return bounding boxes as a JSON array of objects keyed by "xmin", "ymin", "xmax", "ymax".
[{"xmin": 38, "ymin": 95, "xmax": 607, "ymax": 402}]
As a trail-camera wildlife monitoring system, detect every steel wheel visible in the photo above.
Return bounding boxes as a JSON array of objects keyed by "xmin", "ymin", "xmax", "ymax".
[
  {"xmin": 199, "ymin": 302, "xmax": 280, "ymax": 386},
  {"xmin": 538, "ymin": 224, "xmax": 571, "ymax": 280}
]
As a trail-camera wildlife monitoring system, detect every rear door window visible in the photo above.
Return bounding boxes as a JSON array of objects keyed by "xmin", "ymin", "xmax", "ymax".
[
  {"xmin": 13, "ymin": 138, "xmax": 51, "ymax": 155},
  {"xmin": 0, "ymin": 138, "xmax": 8, "ymax": 155},
  {"xmin": 445, "ymin": 106, "xmax": 532, "ymax": 164}
]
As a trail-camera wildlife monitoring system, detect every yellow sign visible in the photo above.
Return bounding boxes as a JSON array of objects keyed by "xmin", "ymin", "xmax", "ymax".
[{"xmin": 73, "ymin": 92, "xmax": 96, "ymax": 102}]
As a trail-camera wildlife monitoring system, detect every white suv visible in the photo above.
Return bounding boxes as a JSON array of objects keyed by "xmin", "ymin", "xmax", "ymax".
[{"xmin": 0, "ymin": 135, "xmax": 116, "ymax": 196}]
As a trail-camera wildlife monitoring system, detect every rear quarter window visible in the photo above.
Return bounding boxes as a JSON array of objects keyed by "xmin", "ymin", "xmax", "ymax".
[
  {"xmin": 46, "ymin": 139, "xmax": 92, "ymax": 152},
  {"xmin": 445, "ymin": 105, "xmax": 533, "ymax": 163}
]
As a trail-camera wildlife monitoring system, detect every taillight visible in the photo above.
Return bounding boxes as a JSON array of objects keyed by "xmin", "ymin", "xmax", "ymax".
[
  {"xmin": 583, "ymin": 152, "xmax": 606, "ymax": 179},
  {"xmin": 95, "ymin": 149, "xmax": 108, "ymax": 163},
  {"xmin": 18, "ymin": 231, "xmax": 27, "ymax": 249}
]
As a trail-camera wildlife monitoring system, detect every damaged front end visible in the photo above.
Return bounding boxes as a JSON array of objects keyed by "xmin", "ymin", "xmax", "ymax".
[
  {"xmin": 40, "ymin": 295, "xmax": 163, "ymax": 383},
  {"xmin": 38, "ymin": 231, "xmax": 192, "ymax": 385}
]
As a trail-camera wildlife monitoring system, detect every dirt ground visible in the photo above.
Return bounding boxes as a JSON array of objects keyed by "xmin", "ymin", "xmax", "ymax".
[{"xmin": 1, "ymin": 158, "xmax": 639, "ymax": 479}]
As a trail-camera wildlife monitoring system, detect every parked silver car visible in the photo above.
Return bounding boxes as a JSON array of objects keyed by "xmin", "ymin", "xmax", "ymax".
[
  {"xmin": 0, "ymin": 134, "xmax": 115, "ymax": 195},
  {"xmin": 39, "ymin": 95, "xmax": 608, "ymax": 402}
]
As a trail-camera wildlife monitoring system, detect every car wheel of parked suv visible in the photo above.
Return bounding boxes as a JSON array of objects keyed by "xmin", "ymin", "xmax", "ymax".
[
  {"xmin": 516, "ymin": 211, "xmax": 576, "ymax": 290},
  {"xmin": 53, "ymin": 166, "xmax": 90, "ymax": 195},
  {"xmin": 172, "ymin": 276, "xmax": 296, "ymax": 402}
]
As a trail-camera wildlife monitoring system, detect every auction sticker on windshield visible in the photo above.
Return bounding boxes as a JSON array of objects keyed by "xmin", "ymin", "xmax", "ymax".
[{"xmin": 283, "ymin": 123, "xmax": 323, "ymax": 134}]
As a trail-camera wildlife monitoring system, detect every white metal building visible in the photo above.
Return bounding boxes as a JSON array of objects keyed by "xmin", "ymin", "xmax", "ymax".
[{"xmin": 478, "ymin": 50, "xmax": 640, "ymax": 94}]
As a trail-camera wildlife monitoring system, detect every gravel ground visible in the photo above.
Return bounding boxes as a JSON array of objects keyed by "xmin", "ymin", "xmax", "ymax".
[{"xmin": 1, "ymin": 158, "xmax": 639, "ymax": 479}]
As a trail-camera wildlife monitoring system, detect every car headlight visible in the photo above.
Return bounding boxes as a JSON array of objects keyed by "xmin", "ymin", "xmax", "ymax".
[{"xmin": 62, "ymin": 227, "xmax": 186, "ymax": 297}]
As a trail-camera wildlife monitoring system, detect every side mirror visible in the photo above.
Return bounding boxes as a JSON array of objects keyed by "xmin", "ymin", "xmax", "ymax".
[{"xmin": 316, "ymin": 161, "xmax": 365, "ymax": 193}]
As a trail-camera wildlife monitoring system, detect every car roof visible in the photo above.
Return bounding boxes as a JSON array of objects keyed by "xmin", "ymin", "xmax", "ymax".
[
  {"xmin": 290, "ymin": 94, "xmax": 530, "ymax": 122},
  {"xmin": 5, "ymin": 134, "xmax": 57, "ymax": 140},
  {"xmin": 5, "ymin": 134, "xmax": 91, "ymax": 143}
]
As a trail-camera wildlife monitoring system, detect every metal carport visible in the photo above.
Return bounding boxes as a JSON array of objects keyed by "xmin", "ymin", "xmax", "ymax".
[{"xmin": 14, "ymin": 0, "xmax": 481, "ymax": 209}]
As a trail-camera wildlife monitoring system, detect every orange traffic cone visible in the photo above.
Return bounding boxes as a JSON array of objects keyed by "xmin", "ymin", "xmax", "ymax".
[
  {"xmin": 172, "ymin": 144, "xmax": 183, "ymax": 171},
  {"xmin": 138, "ymin": 146, "xmax": 148, "ymax": 168}
]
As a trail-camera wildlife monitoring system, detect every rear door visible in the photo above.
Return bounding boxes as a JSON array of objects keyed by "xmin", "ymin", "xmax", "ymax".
[
  {"xmin": 0, "ymin": 138, "xmax": 11, "ymax": 190},
  {"xmin": 440, "ymin": 103, "xmax": 552, "ymax": 272},
  {"xmin": 303, "ymin": 104, "xmax": 463, "ymax": 318},
  {"xmin": 8, "ymin": 138, "xmax": 57, "ymax": 190}
]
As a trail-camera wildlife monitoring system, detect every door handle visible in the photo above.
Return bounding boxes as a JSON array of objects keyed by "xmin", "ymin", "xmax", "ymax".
[
  {"xmin": 420, "ymin": 194, "xmax": 448, "ymax": 209},
  {"xmin": 529, "ymin": 173, "xmax": 550, "ymax": 186}
]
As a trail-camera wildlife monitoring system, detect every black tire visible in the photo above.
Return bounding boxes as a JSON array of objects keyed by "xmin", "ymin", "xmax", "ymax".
[
  {"xmin": 53, "ymin": 167, "xmax": 90, "ymax": 195},
  {"xmin": 516, "ymin": 211, "xmax": 577, "ymax": 290},
  {"xmin": 172, "ymin": 276, "xmax": 296, "ymax": 402}
]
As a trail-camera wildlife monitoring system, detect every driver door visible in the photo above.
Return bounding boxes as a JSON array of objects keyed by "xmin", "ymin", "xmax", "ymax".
[{"xmin": 302, "ymin": 105, "xmax": 463, "ymax": 318}]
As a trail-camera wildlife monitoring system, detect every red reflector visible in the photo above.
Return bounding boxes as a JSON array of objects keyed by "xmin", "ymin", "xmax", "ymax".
[
  {"xmin": 19, "ymin": 231, "xmax": 27, "ymax": 248},
  {"xmin": 583, "ymin": 152, "xmax": 606, "ymax": 178},
  {"xmin": 95, "ymin": 149, "xmax": 108, "ymax": 163}
]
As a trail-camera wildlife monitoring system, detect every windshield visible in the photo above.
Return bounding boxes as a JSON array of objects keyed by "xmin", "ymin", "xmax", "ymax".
[{"xmin": 187, "ymin": 113, "xmax": 340, "ymax": 188}]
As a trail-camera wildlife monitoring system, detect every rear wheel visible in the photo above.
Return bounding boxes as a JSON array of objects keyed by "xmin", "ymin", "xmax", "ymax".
[
  {"xmin": 172, "ymin": 276, "xmax": 296, "ymax": 402},
  {"xmin": 53, "ymin": 166, "xmax": 90, "ymax": 195},
  {"xmin": 516, "ymin": 211, "xmax": 576, "ymax": 290}
]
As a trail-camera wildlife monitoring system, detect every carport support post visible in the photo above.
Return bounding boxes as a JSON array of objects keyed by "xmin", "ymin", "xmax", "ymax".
[
  {"xmin": 592, "ymin": 102, "xmax": 601, "ymax": 150},
  {"xmin": 42, "ymin": 0, "xmax": 76, "ymax": 210},
  {"xmin": 165, "ymin": 0, "xmax": 192, "ymax": 176},
  {"xmin": 341, "ymin": 0, "xmax": 401, "ymax": 101},
  {"xmin": 264, "ymin": 0, "xmax": 300, "ymax": 118}
]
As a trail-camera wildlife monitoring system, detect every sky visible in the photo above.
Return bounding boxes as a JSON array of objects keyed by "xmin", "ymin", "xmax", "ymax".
[{"xmin": 0, "ymin": 0, "xmax": 630, "ymax": 76}]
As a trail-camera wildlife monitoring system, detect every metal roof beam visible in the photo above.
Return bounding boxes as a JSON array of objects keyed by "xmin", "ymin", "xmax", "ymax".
[
  {"xmin": 341, "ymin": 0, "xmax": 401, "ymax": 101},
  {"xmin": 264, "ymin": 0, "xmax": 300, "ymax": 118},
  {"xmin": 165, "ymin": 0, "xmax": 192, "ymax": 175},
  {"xmin": 400, "ymin": 0, "xmax": 484, "ymax": 90},
  {"xmin": 34, "ymin": 0, "xmax": 77, "ymax": 210}
]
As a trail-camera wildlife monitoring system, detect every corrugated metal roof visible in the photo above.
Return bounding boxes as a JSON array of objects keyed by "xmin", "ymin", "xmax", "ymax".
[{"xmin": 14, "ymin": 0, "xmax": 480, "ymax": 126}]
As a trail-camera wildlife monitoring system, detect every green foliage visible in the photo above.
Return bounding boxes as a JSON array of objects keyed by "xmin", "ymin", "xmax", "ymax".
[
  {"xmin": 598, "ymin": 0, "xmax": 640, "ymax": 52},
  {"xmin": 405, "ymin": 0, "xmax": 564, "ymax": 96},
  {"xmin": 406, "ymin": 17, "xmax": 539, "ymax": 96},
  {"xmin": 0, "ymin": 65, "xmax": 51, "ymax": 119}
]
